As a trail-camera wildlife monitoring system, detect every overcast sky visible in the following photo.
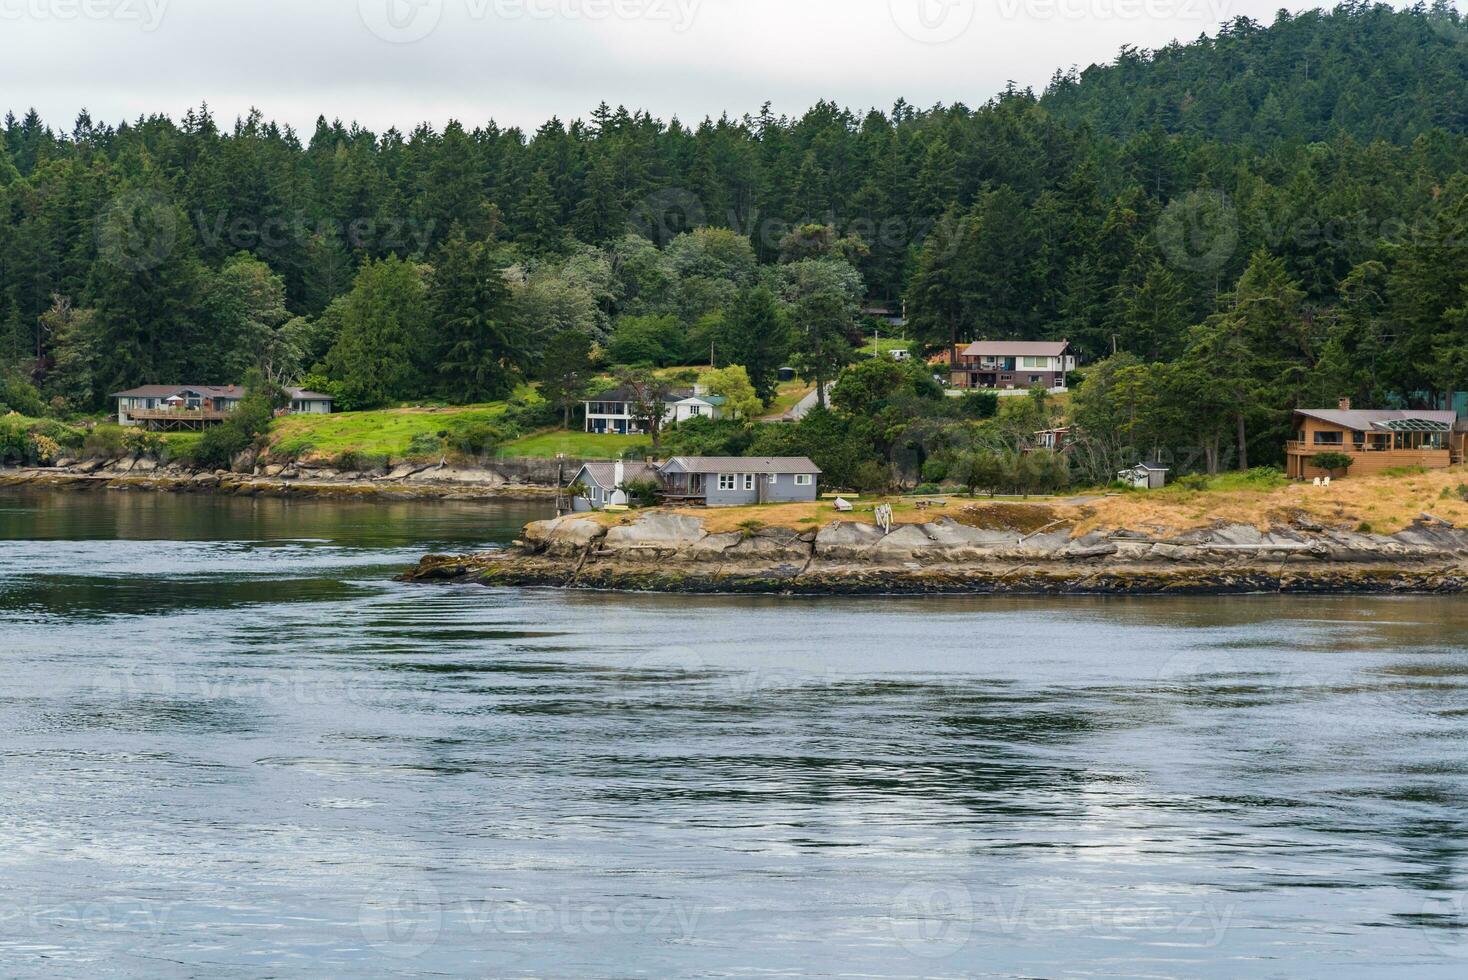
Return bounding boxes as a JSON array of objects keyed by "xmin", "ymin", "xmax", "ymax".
[{"xmin": 0, "ymin": 0, "xmax": 1417, "ymax": 135}]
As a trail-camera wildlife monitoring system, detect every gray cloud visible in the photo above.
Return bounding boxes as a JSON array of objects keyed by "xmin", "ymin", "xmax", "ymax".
[{"xmin": 0, "ymin": 0, "xmax": 1398, "ymax": 133}]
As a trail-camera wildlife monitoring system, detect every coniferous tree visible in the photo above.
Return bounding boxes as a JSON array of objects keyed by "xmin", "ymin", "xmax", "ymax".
[
  {"xmin": 325, "ymin": 255, "xmax": 430, "ymax": 408},
  {"xmin": 430, "ymin": 233, "xmax": 522, "ymax": 403}
]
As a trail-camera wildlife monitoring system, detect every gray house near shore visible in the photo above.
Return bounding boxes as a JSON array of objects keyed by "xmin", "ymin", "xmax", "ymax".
[
  {"xmin": 569, "ymin": 460, "xmax": 659, "ymax": 511},
  {"xmin": 659, "ymin": 457, "xmax": 821, "ymax": 507},
  {"xmin": 569, "ymin": 456, "xmax": 821, "ymax": 510}
]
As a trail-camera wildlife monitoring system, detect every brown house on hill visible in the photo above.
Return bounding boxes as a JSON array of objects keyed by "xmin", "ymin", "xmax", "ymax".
[
  {"xmin": 1286, "ymin": 400, "xmax": 1464, "ymax": 480},
  {"xmin": 947, "ymin": 340, "xmax": 1077, "ymax": 391}
]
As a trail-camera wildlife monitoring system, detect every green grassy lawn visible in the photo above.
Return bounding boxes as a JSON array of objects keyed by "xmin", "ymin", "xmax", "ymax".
[
  {"xmin": 763, "ymin": 379, "xmax": 815, "ymax": 417},
  {"xmin": 161, "ymin": 432, "xmax": 203, "ymax": 457},
  {"xmin": 268, "ymin": 403, "xmax": 510, "ymax": 458},
  {"xmin": 500, "ymin": 429, "xmax": 652, "ymax": 460},
  {"xmin": 856, "ymin": 337, "xmax": 911, "ymax": 357}
]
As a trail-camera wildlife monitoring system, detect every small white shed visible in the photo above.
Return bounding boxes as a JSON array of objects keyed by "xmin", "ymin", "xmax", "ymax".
[{"xmin": 1119, "ymin": 463, "xmax": 1170, "ymax": 490}]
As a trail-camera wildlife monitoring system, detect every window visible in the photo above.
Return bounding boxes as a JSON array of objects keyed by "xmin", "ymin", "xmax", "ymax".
[
  {"xmin": 1021, "ymin": 356, "xmax": 1050, "ymax": 369},
  {"xmin": 743, "ymin": 474, "xmax": 755, "ymax": 491},
  {"xmin": 1029, "ymin": 375, "xmax": 1043, "ymax": 384},
  {"xmin": 795, "ymin": 475, "xmax": 813, "ymax": 487},
  {"xmin": 718, "ymin": 474, "xmax": 737, "ymax": 491},
  {"xmin": 768, "ymin": 473, "xmax": 778, "ymax": 485},
  {"xmin": 1314, "ymin": 431, "xmax": 1344, "ymax": 446}
]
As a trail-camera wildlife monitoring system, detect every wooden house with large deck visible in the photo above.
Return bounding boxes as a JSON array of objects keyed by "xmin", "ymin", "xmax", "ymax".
[{"xmin": 1286, "ymin": 400, "xmax": 1465, "ymax": 480}]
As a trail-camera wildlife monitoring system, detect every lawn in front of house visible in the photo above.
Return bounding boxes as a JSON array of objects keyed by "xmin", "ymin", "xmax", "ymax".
[
  {"xmin": 762, "ymin": 379, "xmax": 815, "ymax": 418},
  {"xmin": 268, "ymin": 403, "xmax": 510, "ymax": 459},
  {"xmin": 500, "ymin": 429, "xmax": 653, "ymax": 460},
  {"xmin": 856, "ymin": 337, "xmax": 911, "ymax": 357}
]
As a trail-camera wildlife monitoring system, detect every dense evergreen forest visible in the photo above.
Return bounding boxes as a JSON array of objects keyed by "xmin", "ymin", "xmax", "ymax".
[{"xmin": 2, "ymin": 2, "xmax": 1468, "ymax": 476}]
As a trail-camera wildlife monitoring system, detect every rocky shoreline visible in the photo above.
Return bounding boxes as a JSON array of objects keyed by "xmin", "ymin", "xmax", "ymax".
[
  {"xmin": 402, "ymin": 511, "xmax": 1468, "ymax": 595},
  {"xmin": 0, "ymin": 458, "xmax": 557, "ymax": 501}
]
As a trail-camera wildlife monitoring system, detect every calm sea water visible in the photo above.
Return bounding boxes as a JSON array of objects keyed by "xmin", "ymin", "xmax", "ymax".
[{"xmin": 3, "ymin": 487, "xmax": 1468, "ymax": 977}]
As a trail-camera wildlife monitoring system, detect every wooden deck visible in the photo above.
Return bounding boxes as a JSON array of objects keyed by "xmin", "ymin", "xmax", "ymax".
[
  {"xmin": 1285, "ymin": 441, "xmax": 1457, "ymax": 479},
  {"xmin": 125, "ymin": 408, "xmax": 231, "ymax": 431}
]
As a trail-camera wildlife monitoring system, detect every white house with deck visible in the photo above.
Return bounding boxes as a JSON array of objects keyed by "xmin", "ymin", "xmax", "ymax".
[
  {"xmin": 113, "ymin": 385, "xmax": 333, "ymax": 431},
  {"xmin": 583, "ymin": 387, "xmax": 725, "ymax": 435}
]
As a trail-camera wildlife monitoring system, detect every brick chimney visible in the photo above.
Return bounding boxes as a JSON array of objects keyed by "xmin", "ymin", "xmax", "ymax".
[{"xmin": 1338, "ymin": 397, "xmax": 1352, "ymax": 411}]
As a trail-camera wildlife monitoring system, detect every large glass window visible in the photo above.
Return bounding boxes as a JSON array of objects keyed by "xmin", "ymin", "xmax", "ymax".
[{"xmin": 1314, "ymin": 431, "xmax": 1344, "ymax": 446}]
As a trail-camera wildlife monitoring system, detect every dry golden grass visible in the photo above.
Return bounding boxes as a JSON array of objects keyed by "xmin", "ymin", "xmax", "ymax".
[
  {"xmin": 570, "ymin": 467, "xmax": 1468, "ymax": 538},
  {"xmin": 1074, "ymin": 466, "xmax": 1468, "ymax": 536},
  {"xmin": 576, "ymin": 495, "xmax": 1067, "ymax": 534}
]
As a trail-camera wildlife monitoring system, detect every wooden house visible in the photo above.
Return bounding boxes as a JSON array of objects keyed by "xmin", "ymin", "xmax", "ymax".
[{"xmin": 1285, "ymin": 400, "xmax": 1464, "ymax": 480}]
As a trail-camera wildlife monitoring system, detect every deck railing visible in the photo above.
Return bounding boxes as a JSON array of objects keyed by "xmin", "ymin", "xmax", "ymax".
[{"xmin": 125, "ymin": 408, "xmax": 232, "ymax": 421}]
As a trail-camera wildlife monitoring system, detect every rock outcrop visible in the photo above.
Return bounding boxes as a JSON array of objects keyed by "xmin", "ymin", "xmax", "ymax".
[{"xmin": 403, "ymin": 511, "xmax": 1468, "ymax": 596}]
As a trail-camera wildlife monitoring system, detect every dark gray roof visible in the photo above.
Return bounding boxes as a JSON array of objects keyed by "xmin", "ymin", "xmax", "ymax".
[
  {"xmin": 1294, "ymin": 408, "xmax": 1456, "ymax": 431},
  {"xmin": 659, "ymin": 456, "xmax": 822, "ymax": 475},
  {"xmin": 587, "ymin": 387, "xmax": 696, "ymax": 403},
  {"xmin": 111, "ymin": 384, "xmax": 332, "ymax": 401},
  {"xmin": 572, "ymin": 461, "xmax": 658, "ymax": 489}
]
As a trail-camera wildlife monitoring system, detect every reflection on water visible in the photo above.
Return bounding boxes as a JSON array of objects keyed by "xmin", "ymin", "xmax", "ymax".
[{"xmin": 3, "ymin": 487, "xmax": 1468, "ymax": 976}]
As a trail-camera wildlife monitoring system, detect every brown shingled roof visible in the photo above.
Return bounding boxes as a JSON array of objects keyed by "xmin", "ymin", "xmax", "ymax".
[{"xmin": 961, "ymin": 341, "xmax": 1070, "ymax": 357}]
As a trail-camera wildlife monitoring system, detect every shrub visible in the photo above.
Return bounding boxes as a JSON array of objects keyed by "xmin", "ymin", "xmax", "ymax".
[
  {"xmin": 28, "ymin": 434, "xmax": 61, "ymax": 464},
  {"xmin": 912, "ymin": 483, "xmax": 943, "ymax": 495},
  {"xmin": 185, "ymin": 375, "xmax": 283, "ymax": 470},
  {"xmin": 921, "ymin": 458, "xmax": 948, "ymax": 483},
  {"xmin": 329, "ymin": 450, "xmax": 389, "ymax": 473},
  {"xmin": 852, "ymin": 460, "xmax": 891, "ymax": 493},
  {"xmin": 189, "ymin": 422, "xmax": 254, "ymax": 470},
  {"xmin": 1310, "ymin": 452, "xmax": 1354, "ymax": 476},
  {"xmin": 406, "ymin": 432, "xmax": 443, "ymax": 458},
  {"xmin": 737, "ymin": 519, "xmax": 766, "ymax": 540},
  {"xmin": 1174, "ymin": 473, "xmax": 1211, "ymax": 492},
  {"xmin": 83, "ymin": 424, "xmax": 127, "ymax": 460},
  {"xmin": 500, "ymin": 395, "xmax": 557, "ymax": 432},
  {"xmin": 662, "ymin": 416, "xmax": 754, "ymax": 457},
  {"xmin": 121, "ymin": 427, "xmax": 166, "ymax": 457},
  {"xmin": 621, "ymin": 477, "xmax": 662, "ymax": 508},
  {"xmin": 958, "ymin": 390, "xmax": 999, "ymax": 419},
  {"xmin": 446, "ymin": 420, "xmax": 512, "ymax": 458},
  {"xmin": 0, "ymin": 374, "xmax": 46, "ymax": 418}
]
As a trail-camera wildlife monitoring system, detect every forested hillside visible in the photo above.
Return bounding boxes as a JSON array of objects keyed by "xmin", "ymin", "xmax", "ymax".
[
  {"xmin": 1, "ymin": 2, "xmax": 1466, "ymax": 480},
  {"xmin": 1042, "ymin": 1, "xmax": 1468, "ymax": 143}
]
